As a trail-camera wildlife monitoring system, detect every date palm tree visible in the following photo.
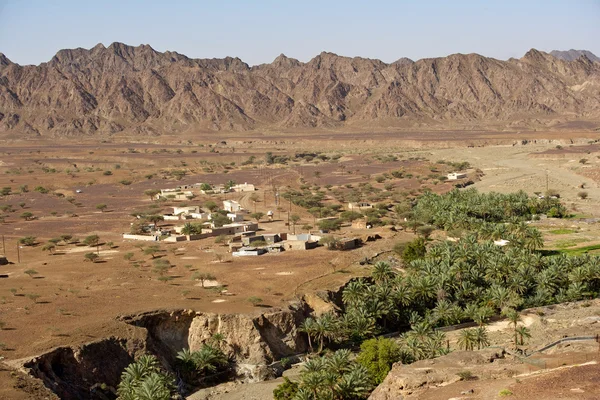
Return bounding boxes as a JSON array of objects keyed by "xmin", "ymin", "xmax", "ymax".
[
  {"xmin": 372, "ymin": 261, "xmax": 395, "ymax": 284},
  {"xmin": 299, "ymin": 318, "xmax": 317, "ymax": 353},
  {"xmin": 473, "ymin": 326, "xmax": 490, "ymax": 349},
  {"xmin": 457, "ymin": 329, "xmax": 476, "ymax": 351},
  {"xmin": 515, "ymin": 325, "xmax": 532, "ymax": 346},
  {"xmin": 342, "ymin": 279, "xmax": 367, "ymax": 308}
]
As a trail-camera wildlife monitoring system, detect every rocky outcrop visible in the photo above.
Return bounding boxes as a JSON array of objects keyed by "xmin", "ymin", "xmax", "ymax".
[
  {"xmin": 120, "ymin": 304, "xmax": 309, "ymax": 382},
  {"xmin": 369, "ymin": 348, "xmax": 508, "ymax": 400},
  {"xmin": 23, "ymin": 337, "xmax": 147, "ymax": 400},
  {"xmin": 1, "ymin": 43, "xmax": 600, "ymax": 136}
]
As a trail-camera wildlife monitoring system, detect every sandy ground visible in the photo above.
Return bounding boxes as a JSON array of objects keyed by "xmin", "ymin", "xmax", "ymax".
[{"xmin": 2, "ymin": 130, "xmax": 600, "ymax": 399}]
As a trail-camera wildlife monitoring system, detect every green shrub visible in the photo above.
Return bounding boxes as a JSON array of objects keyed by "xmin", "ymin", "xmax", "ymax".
[
  {"xmin": 273, "ymin": 377, "xmax": 299, "ymax": 400},
  {"xmin": 356, "ymin": 337, "xmax": 403, "ymax": 384}
]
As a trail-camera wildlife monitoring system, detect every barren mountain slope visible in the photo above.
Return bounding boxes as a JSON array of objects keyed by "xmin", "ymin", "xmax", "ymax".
[{"xmin": 1, "ymin": 43, "xmax": 600, "ymax": 136}]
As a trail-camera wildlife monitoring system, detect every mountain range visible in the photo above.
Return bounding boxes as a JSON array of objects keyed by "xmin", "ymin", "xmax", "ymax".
[{"xmin": 0, "ymin": 43, "xmax": 599, "ymax": 136}]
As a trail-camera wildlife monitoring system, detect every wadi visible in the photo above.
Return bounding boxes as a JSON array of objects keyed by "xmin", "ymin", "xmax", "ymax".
[{"xmin": 1, "ymin": 43, "xmax": 600, "ymax": 400}]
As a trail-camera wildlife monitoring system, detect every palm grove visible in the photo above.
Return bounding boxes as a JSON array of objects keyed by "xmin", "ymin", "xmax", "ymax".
[{"xmin": 116, "ymin": 189, "xmax": 600, "ymax": 400}]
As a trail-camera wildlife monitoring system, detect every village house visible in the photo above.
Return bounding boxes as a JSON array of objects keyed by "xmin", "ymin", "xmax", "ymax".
[
  {"xmin": 231, "ymin": 182, "xmax": 256, "ymax": 192},
  {"xmin": 199, "ymin": 183, "xmax": 229, "ymax": 194},
  {"xmin": 286, "ymin": 240, "xmax": 319, "ymax": 250},
  {"xmin": 352, "ymin": 217, "xmax": 370, "ymax": 229},
  {"xmin": 173, "ymin": 205, "xmax": 201, "ymax": 215},
  {"xmin": 447, "ymin": 172, "xmax": 467, "ymax": 180},
  {"xmin": 262, "ymin": 233, "xmax": 282, "ymax": 244},
  {"xmin": 266, "ymin": 244, "xmax": 285, "ymax": 253},
  {"xmin": 223, "ymin": 200, "xmax": 243, "ymax": 212},
  {"xmin": 285, "ymin": 233, "xmax": 320, "ymax": 250},
  {"xmin": 226, "ymin": 213, "xmax": 244, "ymax": 222},
  {"xmin": 347, "ymin": 202, "xmax": 374, "ymax": 211},
  {"xmin": 339, "ymin": 237, "xmax": 361, "ymax": 250},
  {"xmin": 232, "ymin": 247, "xmax": 267, "ymax": 257},
  {"xmin": 242, "ymin": 235, "xmax": 266, "ymax": 246}
]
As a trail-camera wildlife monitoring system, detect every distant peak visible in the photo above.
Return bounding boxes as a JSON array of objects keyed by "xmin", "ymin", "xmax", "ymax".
[
  {"xmin": 550, "ymin": 49, "xmax": 600, "ymax": 62},
  {"xmin": 392, "ymin": 57, "xmax": 414, "ymax": 66},
  {"xmin": 272, "ymin": 53, "xmax": 301, "ymax": 68},
  {"xmin": 521, "ymin": 48, "xmax": 550, "ymax": 63},
  {"xmin": 91, "ymin": 43, "xmax": 106, "ymax": 51}
]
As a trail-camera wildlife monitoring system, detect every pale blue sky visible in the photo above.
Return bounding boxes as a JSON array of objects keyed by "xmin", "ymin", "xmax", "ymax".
[{"xmin": 1, "ymin": 0, "xmax": 599, "ymax": 66}]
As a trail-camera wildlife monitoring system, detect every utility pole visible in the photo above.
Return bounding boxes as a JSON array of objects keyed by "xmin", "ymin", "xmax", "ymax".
[
  {"xmin": 2, "ymin": 235, "xmax": 5, "ymax": 255},
  {"xmin": 546, "ymin": 169, "xmax": 549, "ymax": 192},
  {"xmin": 288, "ymin": 195, "xmax": 292, "ymax": 231},
  {"xmin": 17, "ymin": 242, "xmax": 21, "ymax": 263}
]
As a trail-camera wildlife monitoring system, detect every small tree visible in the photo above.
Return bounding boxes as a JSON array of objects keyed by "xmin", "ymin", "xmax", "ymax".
[
  {"xmin": 320, "ymin": 235, "xmax": 340, "ymax": 250},
  {"xmin": 144, "ymin": 189, "xmax": 161, "ymax": 200},
  {"xmin": 214, "ymin": 234, "xmax": 228, "ymax": 244},
  {"xmin": 146, "ymin": 214, "xmax": 164, "ymax": 227},
  {"xmin": 397, "ymin": 237, "xmax": 427, "ymax": 263},
  {"xmin": 24, "ymin": 269, "xmax": 39, "ymax": 278},
  {"xmin": 250, "ymin": 212, "xmax": 265, "ymax": 223},
  {"xmin": 192, "ymin": 272, "xmax": 216, "ymax": 288},
  {"xmin": 96, "ymin": 204, "xmax": 108, "ymax": 212},
  {"xmin": 157, "ymin": 275, "xmax": 174, "ymax": 284},
  {"xmin": 317, "ymin": 219, "xmax": 341, "ymax": 232},
  {"xmin": 19, "ymin": 236, "xmax": 37, "ymax": 246},
  {"xmin": 211, "ymin": 213, "xmax": 231, "ymax": 228},
  {"xmin": 83, "ymin": 234, "xmax": 100, "ymax": 254},
  {"xmin": 248, "ymin": 296, "xmax": 262, "ymax": 307},
  {"xmin": 144, "ymin": 245, "xmax": 162, "ymax": 259},
  {"xmin": 416, "ymin": 225, "xmax": 435, "ymax": 239},
  {"xmin": 84, "ymin": 252, "xmax": 99, "ymax": 262},
  {"xmin": 205, "ymin": 201, "xmax": 219, "ymax": 212},
  {"xmin": 578, "ymin": 191, "xmax": 589, "ymax": 199},
  {"xmin": 290, "ymin": 214, "xmax": 301, "ymax": 234},
  {"xmin": 152, "ymin": 259, "xmax": 171, "ymax": 275},
  {"xmin": 124, "ymin": 252, "xmax": 134, "ymax": 261},
  {"xmin": 356, "ymin": 337, "xmax": 403, "ymax": 384},
  {"xmin": 42, "ymin": 243, "xmax": 56, "ymax": 254},
  {"xmin": 20, "ymin": 211, "xmax": 34, "ymax": 221},
  {"xmin": 27, "ymin": 293, "xmax": 40, "ymax": 303}
]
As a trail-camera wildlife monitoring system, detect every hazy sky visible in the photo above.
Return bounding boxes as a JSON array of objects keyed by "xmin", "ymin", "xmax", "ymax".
[{"xmin": 1, "ymin": 0, "xmax": 599, "ymax": 66}]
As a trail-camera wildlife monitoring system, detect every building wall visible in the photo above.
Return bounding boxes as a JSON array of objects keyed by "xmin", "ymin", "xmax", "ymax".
[{"xmin": 122, "ymin": 234, "xmax": 160, "ymax": 241}]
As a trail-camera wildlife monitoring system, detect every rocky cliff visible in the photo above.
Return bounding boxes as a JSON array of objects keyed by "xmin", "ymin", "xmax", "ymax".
[
  {"xmin": 120, "ymin": 306, "xmax": 308, "ymax": 381},
  {"xmin": 369, "ymin": 348, "xmax": 508, "ymax": 400},
  {"xmin": 1, "ymin": 43, "xmax": 600, "ymax": 136}
]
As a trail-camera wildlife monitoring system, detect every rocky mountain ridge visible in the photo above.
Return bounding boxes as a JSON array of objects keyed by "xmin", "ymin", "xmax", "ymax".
[{"xmin": 1, "ymin": 43, "xmax": 600, "ymax": 136}]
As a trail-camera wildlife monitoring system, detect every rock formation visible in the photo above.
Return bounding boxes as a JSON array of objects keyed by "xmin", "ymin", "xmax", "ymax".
[
  {"xmin": 1, "ymin": 43, "xmax": 599, "ymax": 136},
  {"xmin": 120, "ymin": 306, "xmax": 308, "ymax": 381}
]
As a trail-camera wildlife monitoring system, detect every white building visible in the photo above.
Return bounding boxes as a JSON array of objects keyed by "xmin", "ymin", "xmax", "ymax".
[
  {"xmin": 231, "ymin": 182, "xmax": 255, "ymax": 192},
  {"xmin": 227, "ymin": 213, "xmax": 244, "ymax": 222},
  {"xmin": 447, "ymin": 172, "xmax": 467, "ymax": 180},
  {"xmin": 173, "ymin": 206, "xmax": 201, "ymax": 215},
  {"xmin": 223, "ymin": 200, "xmax": 242, "ymax": 212}
]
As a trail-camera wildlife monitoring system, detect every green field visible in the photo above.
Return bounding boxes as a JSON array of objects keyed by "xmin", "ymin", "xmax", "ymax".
[{"xmin": 548, "ymin": 229, "xmax": 578, "ymax": 235}]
